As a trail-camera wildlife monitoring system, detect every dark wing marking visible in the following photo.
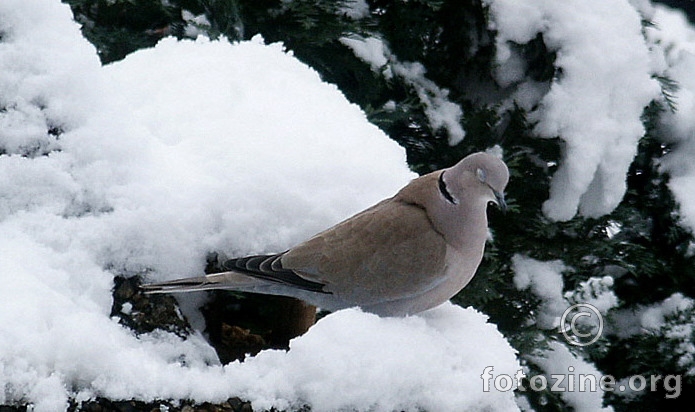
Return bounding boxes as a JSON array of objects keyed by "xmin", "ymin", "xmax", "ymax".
[
  {"xmin": 222, "ymin": 254, "xmax": 330, "ymax": 294},
  {"xmin": 438, "ymin": 171, "xmax": 458, "ymax": 205}
]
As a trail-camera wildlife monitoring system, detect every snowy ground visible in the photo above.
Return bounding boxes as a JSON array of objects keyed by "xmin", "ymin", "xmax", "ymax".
[{"xmin": 0, "ymin": 1, "xmax": 520, "ymax": 411}]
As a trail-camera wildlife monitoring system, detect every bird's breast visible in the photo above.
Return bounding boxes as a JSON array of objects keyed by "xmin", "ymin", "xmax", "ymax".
[{"xmin": 444, "ymin": 245, "xmax": 484, "ymax": 292}]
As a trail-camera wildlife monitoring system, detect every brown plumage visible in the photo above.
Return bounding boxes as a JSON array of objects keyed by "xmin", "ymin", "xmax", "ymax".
[{"xmin": 142, "ymin": 152, "xmax": 509, "ymax": 316}]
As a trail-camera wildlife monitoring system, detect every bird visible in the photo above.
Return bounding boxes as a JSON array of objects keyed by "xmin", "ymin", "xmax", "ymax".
[{"xmin": 141, "ymin": 152, "xmax": 509, "ymax": 317}]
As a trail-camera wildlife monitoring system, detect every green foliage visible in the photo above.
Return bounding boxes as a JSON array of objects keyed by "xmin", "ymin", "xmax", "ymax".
[
  {"xmin": 195, "ymin": 0, "xmax": 244, "ymax": 40},
  {"xmin": 63, "ymin": 0, "xmax": 188, "ymax": 62}
]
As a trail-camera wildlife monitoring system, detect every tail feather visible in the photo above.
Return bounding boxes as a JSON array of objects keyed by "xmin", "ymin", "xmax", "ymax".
[{"xmin": 140, "ymin": 271, "xmax": 262, "ymax": 294}]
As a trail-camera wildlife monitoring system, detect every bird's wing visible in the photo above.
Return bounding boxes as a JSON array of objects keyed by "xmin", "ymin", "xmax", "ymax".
[
  {"xmin": 221, "ymin": 254, "xmax": 329, "ymax": 293},
  {"xmin": 281, "ymin": 197, "xmax": 449, "ymax": 306},
  {"xmin": 141, "ymin": 253, "xmax": 331, "ymax": 295}
]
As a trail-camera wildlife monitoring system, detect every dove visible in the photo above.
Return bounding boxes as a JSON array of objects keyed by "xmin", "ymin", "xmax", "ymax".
[{"xmin": 141, "ymin": 152, "xmax": 509, "ymax": 316}]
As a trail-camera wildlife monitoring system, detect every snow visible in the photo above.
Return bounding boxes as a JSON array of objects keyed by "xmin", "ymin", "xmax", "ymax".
[
  {"xmin": 512, "ymin": 255, "xmax": 567, "ymax": 329},
  {"xmin": 610, "ymin": 292, "xmax": 693, "ymax": 338},
  {"xmin": 621, "ymin": 293, "xmax": 695, "ymax": 377},
  {"xmin": 529, "ymin": 341, "xmax": 613, "ymax": 412},
  {"xmin": 565, "ymin": 276, "xmax": 618, "ymax": 315},
  {"xmin": 512, "ymin": 255, "xmax": 618, "ymax": 333},
  {"xmin": 225, "ymin": 304, "xmax": 520, "ymax": 412},
  {"xmin": 340, "ymin": 35, "xmax": 466, "ymax": 145},
  {"xmin": 485, "ymin": 0, "xmax": 662, "ymax": 221},
  {"xmin": 0, "ymin": 1, "xmax": 519, "ymax": 411},
  {"xmin": 647, "ymin": 4, "xmax": 695, "ymax": 234},
  {"xmin": 340, "ymin": 0, "xmax": 371, "ymax": 20},
  {"xmin": 340, "ymin": 36, "xmax": 390, "ymax": 73},
  {"xmin": 664, "ymin": 322, "xmax": 695, "ymax": 376},
  {"xmin": 510, "ymin": 259, "xmax": 617, "ymax": 411},
  {"xmin": 639, "ymin": 292, "xmax": 693, "ymax": 330},
  {"xmin": 181, "ymin": 10, "xmax": 212, "ymax": 38}
]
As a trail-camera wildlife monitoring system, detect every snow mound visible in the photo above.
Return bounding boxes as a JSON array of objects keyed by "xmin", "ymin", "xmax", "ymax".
[
  {"xmin": 223, "ymin": 304, "xmax": 520, "ymax": 412},
  {"xmin": 0, "ymin": 1, "xmax": 518, "ymax": 411}
]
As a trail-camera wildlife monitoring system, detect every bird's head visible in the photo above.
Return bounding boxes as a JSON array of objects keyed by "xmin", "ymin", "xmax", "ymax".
[{"xmin": 438, "ymin": 152, "xmax": 509, "ymax": 212}]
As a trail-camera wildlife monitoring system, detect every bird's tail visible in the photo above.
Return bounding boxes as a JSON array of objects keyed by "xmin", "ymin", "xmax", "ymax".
[{"xmin": 140, "ymin": 271, "xmax": 262, "ymax": 294}]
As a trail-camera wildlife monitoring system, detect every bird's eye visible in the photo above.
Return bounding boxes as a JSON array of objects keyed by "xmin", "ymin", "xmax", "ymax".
[{"xmin": 476, "ymin": 168, "xmax": 487, "ymax": 183}]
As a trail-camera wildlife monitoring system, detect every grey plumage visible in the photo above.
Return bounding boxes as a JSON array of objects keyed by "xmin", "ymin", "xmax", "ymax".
[{"xmin": 141, "ymin": 152, "xmax": 509, "ymax": 316}]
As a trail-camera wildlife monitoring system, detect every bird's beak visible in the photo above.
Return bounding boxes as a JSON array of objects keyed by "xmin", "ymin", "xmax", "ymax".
[{"xmin": 493, "ymin": 190, "xmax": 507, "ymax": 213}]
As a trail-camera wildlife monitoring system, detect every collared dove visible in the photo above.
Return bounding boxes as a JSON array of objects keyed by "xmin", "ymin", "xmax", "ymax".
[{"xmin": 142, "ymin": 152, "xmax": 509, "ymax": 316}]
